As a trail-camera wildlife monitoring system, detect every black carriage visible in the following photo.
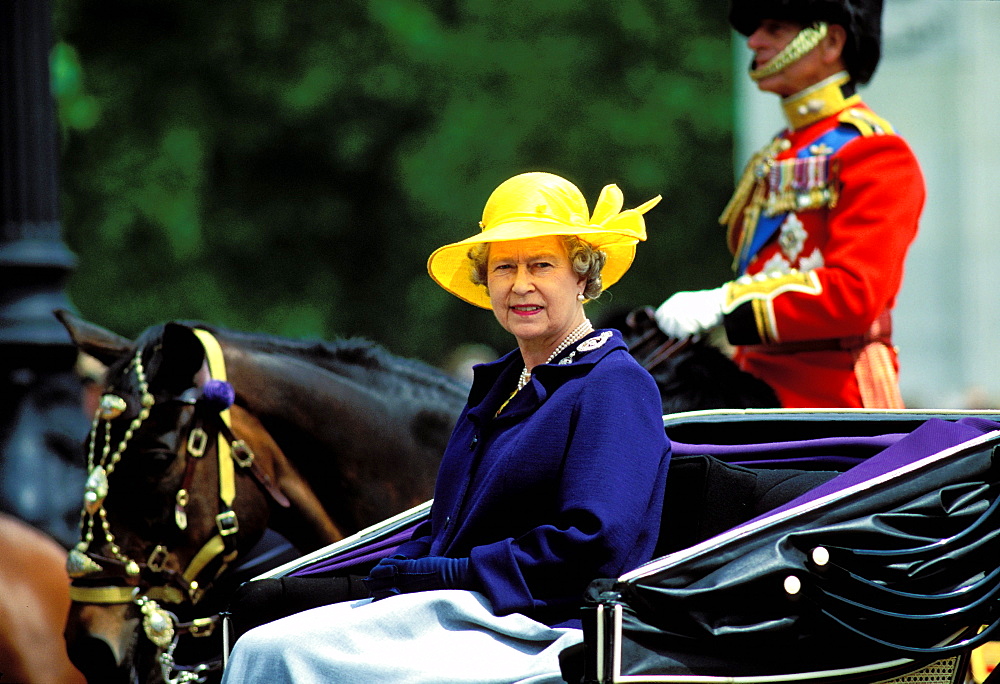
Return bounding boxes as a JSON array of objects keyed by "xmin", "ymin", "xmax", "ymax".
[{"xmin": 225, "ymin": 408, "xmax": 1000, "ymax": 684}]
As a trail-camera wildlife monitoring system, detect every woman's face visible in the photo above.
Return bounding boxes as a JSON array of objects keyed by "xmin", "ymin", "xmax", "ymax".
[{"xmin": 486, "ymin": 236, "xmax": 587, "ymax": 355}]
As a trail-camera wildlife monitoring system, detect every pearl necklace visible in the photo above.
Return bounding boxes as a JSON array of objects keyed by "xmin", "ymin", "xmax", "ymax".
[{"xmin": 516, "ymin": 319, "xmax": 593, "ymax": 393}]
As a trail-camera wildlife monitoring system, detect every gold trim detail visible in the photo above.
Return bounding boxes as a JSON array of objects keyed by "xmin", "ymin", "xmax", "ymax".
[
  {"xmin": 839, "ymin": 107, "xmax": 896, "ymax": 137},
  {"xmin": 726, "ymin": 270, "xmax": 823, "ymax": 310},
  {"xmin": 751, "ymin": 299, "xmax": 778, "ymax": 344},
  {"xmin": 782, "ymin": 72, "xmax": 858, "ymax": 130},
  {"xmin": 726, "ymin": 271, "xmax": 824, "ymax": 343},
  {"xmin": 721, "ymin": 137, "xmax": 792, "ymax": 271},
  {"xmin": 854, "ymin": 342, "xmax": 905, "ymax": 409}
]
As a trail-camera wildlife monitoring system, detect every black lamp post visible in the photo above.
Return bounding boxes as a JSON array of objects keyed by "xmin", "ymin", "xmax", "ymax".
[{"xmin": 0, "ymin": 0, "xmax": 89, "ymax": 547}]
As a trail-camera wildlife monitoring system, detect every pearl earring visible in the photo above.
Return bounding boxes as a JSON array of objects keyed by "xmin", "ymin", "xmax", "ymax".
[{"xmin": 577, "ymin": 293, "xmax": 586, "ymax": 302}]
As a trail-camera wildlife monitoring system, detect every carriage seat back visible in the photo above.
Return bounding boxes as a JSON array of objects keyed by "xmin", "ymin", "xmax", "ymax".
[
  {"xmin": 655, "ymin": 454, "xmax": 840, "ymax": 557},
  {"xmin": 655, "ymin": 419, "xmax": 923, "ymax": 558}
]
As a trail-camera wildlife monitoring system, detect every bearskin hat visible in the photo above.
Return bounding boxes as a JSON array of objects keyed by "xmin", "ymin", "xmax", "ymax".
[{"xmin": 729, "ymin": 0, "xmax": 883, "ymax": 84}]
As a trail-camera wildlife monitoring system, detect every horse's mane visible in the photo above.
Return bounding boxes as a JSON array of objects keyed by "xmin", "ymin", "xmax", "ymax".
[{"xmin": 186, "ymin": 322, "xmax": 470, "ymax": 405}]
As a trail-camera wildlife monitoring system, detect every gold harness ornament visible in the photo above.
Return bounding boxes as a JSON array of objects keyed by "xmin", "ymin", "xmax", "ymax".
[{"xmin": 67, "ymin": 349, "xmax": 153, "ymax": 586}]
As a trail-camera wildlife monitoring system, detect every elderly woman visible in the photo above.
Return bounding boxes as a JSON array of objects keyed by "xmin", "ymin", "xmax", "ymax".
[{"xmin": 222, "ymin": 171, "xmax": 670, "ymax": 684}]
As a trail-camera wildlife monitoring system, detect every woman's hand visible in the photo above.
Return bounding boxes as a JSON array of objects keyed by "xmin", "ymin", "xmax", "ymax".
[{"xmin": 364, "ymin": 556, "xmax": 471, "ymax": 600}]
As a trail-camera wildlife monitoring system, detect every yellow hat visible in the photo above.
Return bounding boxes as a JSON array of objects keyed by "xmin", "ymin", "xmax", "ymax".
[{"xmin": 427, "ymin": 172, "xmax": 661, "ymax": 309}]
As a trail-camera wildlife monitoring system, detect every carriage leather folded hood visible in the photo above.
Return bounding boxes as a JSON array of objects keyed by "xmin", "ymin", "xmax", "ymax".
[{"xmin": 581, "ymin": 417, "xmax": 1000, "ymax": 679}]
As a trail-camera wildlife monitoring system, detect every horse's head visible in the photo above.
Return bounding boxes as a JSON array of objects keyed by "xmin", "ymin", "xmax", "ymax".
[{"xmin": 56, "ymin": 311, "xmax": 296, "ymax": 684}]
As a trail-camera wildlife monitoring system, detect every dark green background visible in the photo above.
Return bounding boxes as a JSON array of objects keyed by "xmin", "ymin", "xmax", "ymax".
[{"xmin": 52, "ymin": 0, "xmax": 735, "ymax": 368}]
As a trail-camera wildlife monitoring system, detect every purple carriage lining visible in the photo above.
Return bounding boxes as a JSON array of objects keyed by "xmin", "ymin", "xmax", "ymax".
[
  {"xmin": 670, "ymin": 432, "xmax": 904, "ymax": 459},
  {"xmin": 671, "ymin": 432, "xmax": 905, "ymax": 470},
  {"xmin": 747, "ymin": 416, "xmax": 1000, "ymax": 523},
  {"xmin": 287, "ymin": 418, "xmax": 1000, "ymax": 578},
  {"xmin": 290, "ymin": 525, "xmax": 417, "ymax": 577}
]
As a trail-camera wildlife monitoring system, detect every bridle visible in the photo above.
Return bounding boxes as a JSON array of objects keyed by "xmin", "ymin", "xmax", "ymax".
[{"xmin": 66, "ymin": 328, "xmax": 290, "ymax": 684}]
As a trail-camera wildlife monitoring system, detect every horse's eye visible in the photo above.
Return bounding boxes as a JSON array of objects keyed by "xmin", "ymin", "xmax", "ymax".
[
  {"xmin": 147, "ymin": 449, "xmax": 176, "ymax": 465},
  {"xmin": 133, "ymin": 448, "xmax": 177, "ymax": 478}
]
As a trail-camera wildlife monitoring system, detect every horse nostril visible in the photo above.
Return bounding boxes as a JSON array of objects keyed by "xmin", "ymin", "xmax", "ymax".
[{"xmin": 67, "ymin": 636, "xmax": 131, "ymax": 684}]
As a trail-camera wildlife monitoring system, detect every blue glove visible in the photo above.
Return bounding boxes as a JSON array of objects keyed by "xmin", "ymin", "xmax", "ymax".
[{"xmin": 364, "ymin": 556, "xmax": 471, "ymax": 601}]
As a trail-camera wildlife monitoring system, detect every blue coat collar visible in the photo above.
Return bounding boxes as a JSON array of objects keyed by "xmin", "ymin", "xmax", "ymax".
[{"xmin": 466, "ymin": 329, "xmax": 627, "ymax": 424}]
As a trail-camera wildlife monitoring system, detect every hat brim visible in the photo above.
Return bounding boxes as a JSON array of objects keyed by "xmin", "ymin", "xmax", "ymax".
[{"xmin": 427, "ymin": 221, "xmax": 640, "ymax": 309}]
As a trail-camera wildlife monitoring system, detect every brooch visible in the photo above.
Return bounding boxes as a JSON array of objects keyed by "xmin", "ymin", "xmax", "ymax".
[{"xmin": 576, "ymin": 330, "xmax": 613, "ymax": 352}]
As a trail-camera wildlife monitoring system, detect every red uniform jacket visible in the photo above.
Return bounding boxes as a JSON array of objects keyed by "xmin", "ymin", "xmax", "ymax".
[{"xmin": 720, "ymin": 84, "xmax": 925, "ymax": 408}]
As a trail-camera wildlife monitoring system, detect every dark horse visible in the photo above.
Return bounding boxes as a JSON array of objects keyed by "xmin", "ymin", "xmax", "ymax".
[
  {"xmin": 58, "ymin": 307, "xmax": 775, "ymax": 683},
  {"xmin": 56, "ymin": 311, "xmax": 469, "ymax": 684}
]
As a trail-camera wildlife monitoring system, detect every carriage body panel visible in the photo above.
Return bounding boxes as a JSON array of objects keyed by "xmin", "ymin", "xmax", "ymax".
[
  {"xmin": 236, "ymin": 409, "xmax": 1000, "ymax": 684},
  {"xmin": 578, "ymin": 409, "xmax": 1000, "ymax": 684}
]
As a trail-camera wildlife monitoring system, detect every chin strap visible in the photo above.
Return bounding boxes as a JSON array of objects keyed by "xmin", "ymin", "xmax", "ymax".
[{"xmin": 750, "ymin": 22, "xmax": 829, "ymax": 81}]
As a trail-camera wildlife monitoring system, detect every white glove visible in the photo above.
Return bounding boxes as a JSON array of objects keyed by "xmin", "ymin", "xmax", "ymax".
[{"xmin": 654, "ymin": 286, "xmax": 727, "ymax": 338}]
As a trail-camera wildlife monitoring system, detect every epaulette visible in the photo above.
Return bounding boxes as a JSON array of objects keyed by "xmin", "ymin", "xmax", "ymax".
[{"xmin": 838, "ymin": 107, "xmax": 897, "ymax": 137}]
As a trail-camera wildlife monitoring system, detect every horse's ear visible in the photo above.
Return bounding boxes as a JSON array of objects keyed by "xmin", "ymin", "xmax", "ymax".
[
  {"xmin": 160, "ymin": 323, "xmax": 208, "ymax": 388},
  {"xmin": 53, "ymin": 309, "xmax": 133, "ymax": 367}
]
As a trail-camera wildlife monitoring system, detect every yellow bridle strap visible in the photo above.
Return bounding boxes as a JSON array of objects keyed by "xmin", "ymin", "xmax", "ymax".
[
  {"xmin": 70, "ymin": 585, "xmax": 138, "ymax": 604},
  {"xmin": 184, "ymin": 534, "xmax": 226, "ymax": 585},
  {"xmin": 191, "ymin": 329, "xmax": 236, "ymax": 508},
  {"xmin": 146, "ymin": 586, "xmax": 187, "ymax": 605}
]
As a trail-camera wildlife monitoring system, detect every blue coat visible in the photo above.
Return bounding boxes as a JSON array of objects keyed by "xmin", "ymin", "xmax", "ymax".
[{"xmin": 396, "ymin": 329, "xmax": 671, "ymax": 626}]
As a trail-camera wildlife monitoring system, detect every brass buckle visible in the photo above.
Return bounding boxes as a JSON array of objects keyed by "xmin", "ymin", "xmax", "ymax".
[
  {"xmin": 175, "ymin": 489, "xmax": 189, "ymax": 530},
  {"xmin": 216, "ymin": 510, "xmax": 239, "ymax": 537},
  {"xmin": 231, "ymin": 439, "xmax": 255, "ymax": 468},
  {"xmin": 189, "ymin": 617, "xmax": 216, "ymax": 637},
  {"xmin": 187, "ymin": 427, "xmax": 208, "ymax": 458},
  {"xmin": 147, "ymin": 545, "xmax": 170, "ymax": 573}
]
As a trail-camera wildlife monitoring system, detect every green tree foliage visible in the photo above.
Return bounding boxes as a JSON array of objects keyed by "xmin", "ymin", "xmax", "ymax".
[{"xmin": 52, "ymin": 0, "xmax": 734, "ymax": 366}]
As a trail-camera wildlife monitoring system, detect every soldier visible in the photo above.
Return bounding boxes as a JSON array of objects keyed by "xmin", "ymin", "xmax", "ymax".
[{"xmin": 654, "ymin": 0, "xmax": 924, "ymax": 408}]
